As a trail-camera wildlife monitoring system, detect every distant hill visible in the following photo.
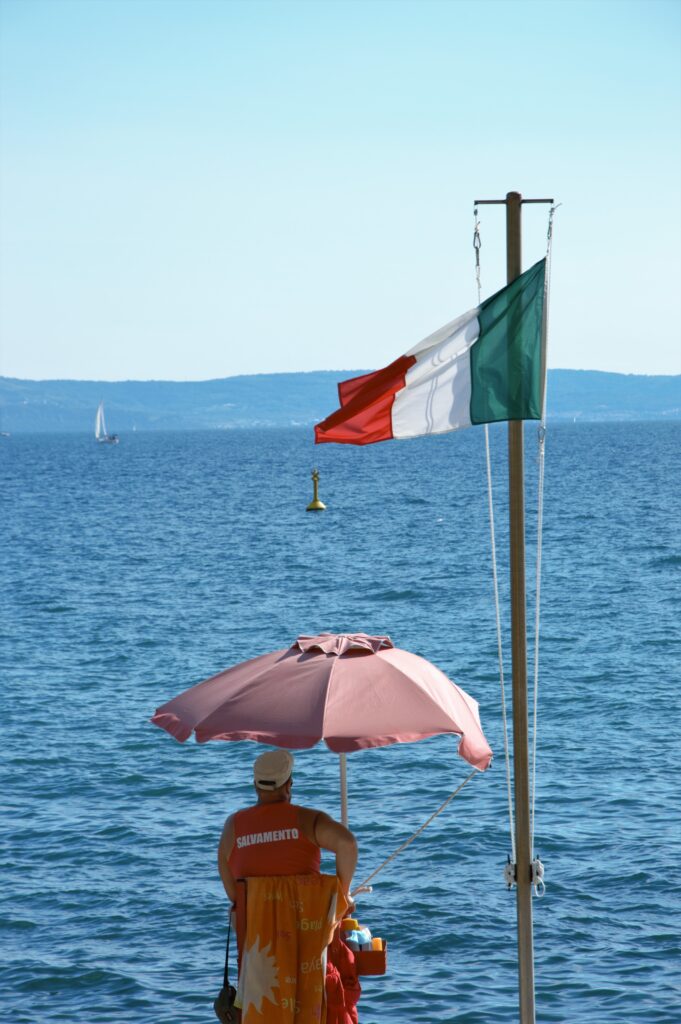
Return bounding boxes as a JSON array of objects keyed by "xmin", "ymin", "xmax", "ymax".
[{"xmin": 0, "ymin": 370, "xmax": 679, "ymax": 433}]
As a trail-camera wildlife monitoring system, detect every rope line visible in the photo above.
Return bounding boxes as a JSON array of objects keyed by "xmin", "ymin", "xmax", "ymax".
[
  {"xmin": 530, "ymin": 429, "xmax": 545, "ymax": 857},
  {"xmin": 485, "ymin": 425, "xmax": 516, "ymax": 861},
  {"xmin": 352, "ymin": 769, "xmax": 478, "ymax": 896},
  {"xmin": 529, "ymin": 203, "xmax": 559, "ymax": 856},
  {"xmin": 474, "ymin": 204, "xmax": 516, "ymax": 862}
]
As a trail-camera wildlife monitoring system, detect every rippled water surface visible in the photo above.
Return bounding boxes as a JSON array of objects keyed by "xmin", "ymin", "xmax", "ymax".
[{"xmin": 2, "ymin": 423, "xmax": 680, "ymax": 1023}]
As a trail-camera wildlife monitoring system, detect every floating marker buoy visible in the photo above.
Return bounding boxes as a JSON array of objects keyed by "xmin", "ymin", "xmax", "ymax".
[{"xmin": 306, "ymin": 468, "xmax": 326, "ymax": 511}]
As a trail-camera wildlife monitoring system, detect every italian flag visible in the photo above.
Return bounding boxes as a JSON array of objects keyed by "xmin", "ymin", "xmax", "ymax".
[{"xmin": 315, "ymin": 258, "xmax": 546, "ymax": 446}]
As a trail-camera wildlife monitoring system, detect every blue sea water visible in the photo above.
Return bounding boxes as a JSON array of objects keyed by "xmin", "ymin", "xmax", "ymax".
[{"xmin": 1, "ymin": 422, "xmax": 680, "ymax": 1024}]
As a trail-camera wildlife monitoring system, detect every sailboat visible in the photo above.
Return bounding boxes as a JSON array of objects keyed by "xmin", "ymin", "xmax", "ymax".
[{"xmin": 95, "ymin": 401, "xmax": 119, "ymax": 444}]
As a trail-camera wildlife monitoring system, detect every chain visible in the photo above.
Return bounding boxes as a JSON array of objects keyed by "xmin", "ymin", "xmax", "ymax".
[
  {"xmin": 473, "ymin": 205, "xmax": 482, "ymax": 304},
  {"xmin": 546, "ymin": 202, "xmax": 560, "ymax": 248}
]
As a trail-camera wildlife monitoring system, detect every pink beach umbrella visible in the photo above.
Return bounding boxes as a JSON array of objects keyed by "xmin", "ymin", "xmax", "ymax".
[{"xmin": 151, "ymin": 633, "xmax": 493, "ymax": 821}]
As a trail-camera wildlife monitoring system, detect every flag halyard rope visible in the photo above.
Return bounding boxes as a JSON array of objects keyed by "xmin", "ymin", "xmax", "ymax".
[
  {"xmin": 474, "ymin": 205, "xmax": 517, "ymax": 864},
  {"xmin": 528, "ymin": 201, "xmax": 561, "ymax": 872},
  {"xmin": 485, "ymin": 425, "xmax": 516, "ymax": 862}
]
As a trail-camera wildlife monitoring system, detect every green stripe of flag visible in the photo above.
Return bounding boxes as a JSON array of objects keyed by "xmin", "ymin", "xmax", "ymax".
[{"xmin": 470, "ymin": 258, "xmax": 546, "ymax": 425}]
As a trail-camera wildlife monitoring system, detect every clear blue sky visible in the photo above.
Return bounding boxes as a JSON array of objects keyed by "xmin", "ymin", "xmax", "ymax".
[{"xmin": 1, "ymin": 0, "xmax": 679, "ymax": 380}]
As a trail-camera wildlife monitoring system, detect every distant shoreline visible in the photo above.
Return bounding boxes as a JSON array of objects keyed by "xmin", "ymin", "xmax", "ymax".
[
  {"xmin": 1, "ymin": 369, "xmax": 679, "ymax": 433},
  {"xmin": 3, "ymin": 418, "xmax": 681, "ymax": 434}
]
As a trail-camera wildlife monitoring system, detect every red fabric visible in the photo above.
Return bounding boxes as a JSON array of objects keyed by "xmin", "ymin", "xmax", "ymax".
[
  {"xmin": 315, "ymin": 355, "xmax": 416, "ymax": 446},
  {"xmin": 228, "ymin": 803, "xmax": 321, "ymax": 879},
  {"xmin": 326, "ymin": 929, "xmax": 361, "ymax": 1024},
  {"xmin": 325, "ymin": 963, "xmax": 351, "ymax": 1024}
]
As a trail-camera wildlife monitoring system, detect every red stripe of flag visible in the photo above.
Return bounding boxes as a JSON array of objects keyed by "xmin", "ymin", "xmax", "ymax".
[{"xmin": 315, "ymin": 355, "xmax": 416, "ymax": 445}]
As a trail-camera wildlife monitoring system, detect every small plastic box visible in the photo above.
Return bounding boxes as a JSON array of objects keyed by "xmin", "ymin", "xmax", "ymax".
[{"xmin": 354, "ymin": 939, "xmax": 388, "ymax": 976}]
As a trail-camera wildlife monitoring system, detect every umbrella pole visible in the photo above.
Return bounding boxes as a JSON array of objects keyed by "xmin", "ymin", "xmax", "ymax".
[{"xmin": 339, "ymin": 754, "xmax": 348, "ymax": 826}]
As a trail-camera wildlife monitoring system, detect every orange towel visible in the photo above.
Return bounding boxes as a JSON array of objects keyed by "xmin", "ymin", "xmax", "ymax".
[{"xmin": 236, "ymin": 874, "xmax": 348, "ymax": 1023}]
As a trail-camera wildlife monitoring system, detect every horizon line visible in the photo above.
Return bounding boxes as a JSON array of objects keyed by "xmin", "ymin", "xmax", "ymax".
[{"xmin": 2, "ymin": 367, "xmax": 680, "ymax": 385}]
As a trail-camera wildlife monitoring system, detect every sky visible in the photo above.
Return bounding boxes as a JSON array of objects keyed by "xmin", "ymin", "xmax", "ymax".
[{"xmin": 0, "ymin": 0, "xmax": 679, "ymax": 381}]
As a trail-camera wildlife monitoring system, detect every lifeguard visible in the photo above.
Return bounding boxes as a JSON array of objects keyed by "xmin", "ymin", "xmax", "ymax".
[{"xmin": 218, "ymin": 749, "xmax": 358, "ymax": 903}]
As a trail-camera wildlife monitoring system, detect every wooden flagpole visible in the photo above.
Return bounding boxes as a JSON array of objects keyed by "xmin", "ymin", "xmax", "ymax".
[{"xmin": 474, "ymin": 190, "xmax": 553, "ymax": 1024}]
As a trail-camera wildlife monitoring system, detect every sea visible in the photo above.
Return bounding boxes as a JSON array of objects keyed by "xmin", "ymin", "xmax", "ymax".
[{"xmin": 1, "ymin": 422, "xmax": 680, "ymax": 1024}]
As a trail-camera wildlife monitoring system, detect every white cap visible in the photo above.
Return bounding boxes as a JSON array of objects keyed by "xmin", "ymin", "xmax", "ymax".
[{"xmin": 253, "ymin": 749, "xmax": 294, "ymax": 790}]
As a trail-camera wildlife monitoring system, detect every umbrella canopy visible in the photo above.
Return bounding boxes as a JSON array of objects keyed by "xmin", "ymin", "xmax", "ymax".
[{"xmin": 151, "ymin": 633, "xmax": 492, "ymax": 771}]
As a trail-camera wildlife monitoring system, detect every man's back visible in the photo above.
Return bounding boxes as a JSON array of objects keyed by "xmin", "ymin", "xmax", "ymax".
[{"xmin": 229, "ymin": 802, "xmax": 321, "ymax": 878}]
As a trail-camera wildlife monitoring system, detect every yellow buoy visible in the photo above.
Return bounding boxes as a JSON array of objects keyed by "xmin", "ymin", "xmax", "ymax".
[{"xmin": 306, "ymin": 468, "xmax": 326, "ymax": 511}]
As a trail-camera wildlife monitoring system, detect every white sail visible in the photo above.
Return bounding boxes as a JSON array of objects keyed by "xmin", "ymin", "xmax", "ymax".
[
  {"xmin": 95, "ymin": 402, "xmax": 106, "ymax": 439},
  {"xmin": 95, "ymin": 401, "xmax": 119, "ymax": 443}
]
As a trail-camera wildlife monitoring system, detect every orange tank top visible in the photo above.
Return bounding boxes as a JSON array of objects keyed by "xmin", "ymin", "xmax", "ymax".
[{"xmin": 228, "ymin": 802, "xmax": 321, "ymax": 879}]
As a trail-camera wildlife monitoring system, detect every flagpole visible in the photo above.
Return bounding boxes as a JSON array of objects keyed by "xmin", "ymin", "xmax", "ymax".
[
  {"xmin": 474, "ymin": 190, "xmax": 553, "ymax": 1024},
  {"xmin": 506, "ymin": 190, "xmax": 535, "ymax": 1024}
]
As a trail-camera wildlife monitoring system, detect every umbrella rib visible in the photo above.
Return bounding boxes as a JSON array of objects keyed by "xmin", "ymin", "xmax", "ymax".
[
  {"xmin": 320, "ymin": 655, "xmax": 338, "ymax": 739},
  {"xmin": 319, "ymin": 655, "xmax": 350, "ymax": 745}
]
